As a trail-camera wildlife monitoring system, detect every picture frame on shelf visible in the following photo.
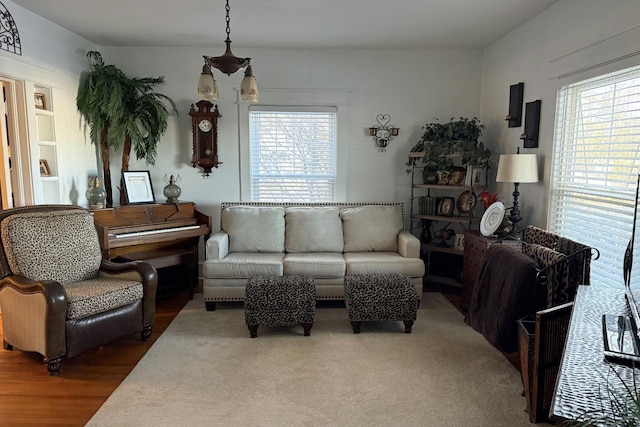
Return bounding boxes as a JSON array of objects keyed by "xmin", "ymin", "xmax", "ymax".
[
  {"xmin": 471, "ymin": 167, "xmax": 486, "ymax": 186},
  {"xmin": 437, "ymin": 197, "xmax": 455, "ymax": 216},
  {"xmin": 463, "ymin": 165, "xmax": 474, "ymax": 186},
  {"xmin": 39, "ymin": 159, "xmax": 50, "ymax": 176},
  {"xmin": 34, "ymin": 92, "xmax": 46, "ymax": 110},
  {"xmin": 454, "ymin": 233, "xmax": 465, "ymax": 251},
  {"xmin": 122, "ymin": 170, "xmax": 155, "ymax": 204}
]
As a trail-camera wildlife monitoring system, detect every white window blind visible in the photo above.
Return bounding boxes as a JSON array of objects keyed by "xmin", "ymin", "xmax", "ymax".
[
  {"xmin": 549, "ymin": 65, "xmax": 640, "ymax": 288},
  {"xmin": 249, "ymin": 107, "xmax": 337, "ymax": 202}
]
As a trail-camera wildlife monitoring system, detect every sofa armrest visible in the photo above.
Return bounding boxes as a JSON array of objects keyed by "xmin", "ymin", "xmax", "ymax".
[
  {"xmin": 398, "ymin": 230, "xmax": 421, "ymax": 258},
  {"xmin": 206, "ymin": 231, "xmax": 229, "ymax": 260}
]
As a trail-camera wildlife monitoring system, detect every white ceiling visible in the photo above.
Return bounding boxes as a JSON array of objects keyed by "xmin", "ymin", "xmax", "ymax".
[{"xmin": 12, "ymin": 0, "xmax": 560, "ymax": 50}]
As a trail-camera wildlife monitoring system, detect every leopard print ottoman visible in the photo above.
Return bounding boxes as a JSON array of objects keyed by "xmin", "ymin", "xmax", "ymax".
[
  {"xmin": 244, "ymin": 275, "xmax": 316, "ymax": 338},
  {"xmin": 344, "ymin": 274, "xmax": 418, "ymax": 334}
]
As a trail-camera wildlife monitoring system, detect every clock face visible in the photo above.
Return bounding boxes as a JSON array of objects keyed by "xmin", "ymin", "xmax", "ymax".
[{"xmin": 198, "ymin": 119, "xmax": 212, "ymax": 132}]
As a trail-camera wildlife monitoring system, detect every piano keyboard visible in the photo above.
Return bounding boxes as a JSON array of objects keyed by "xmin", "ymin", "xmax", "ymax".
[{"xmin": 114, "ymin": 225, "xmax": 201, "ymax": 239}]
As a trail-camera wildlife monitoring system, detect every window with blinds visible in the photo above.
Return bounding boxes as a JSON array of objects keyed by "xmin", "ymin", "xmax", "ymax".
[
  {"xmin": 549, "ymin": 64, "xmax": 640, "ymax": 288},
  {"xmin": 249, "ymin": 107, "xmax": 337, "ymax": 202}
]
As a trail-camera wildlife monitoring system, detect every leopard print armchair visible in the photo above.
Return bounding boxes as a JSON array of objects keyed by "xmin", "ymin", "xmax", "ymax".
[{"xmin": 0, "ymin": 205, "xmax": 157, "ymax": 375}]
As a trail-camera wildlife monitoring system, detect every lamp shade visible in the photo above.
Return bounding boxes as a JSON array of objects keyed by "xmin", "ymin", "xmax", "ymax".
[
  {"xmin": 240, "ymin": 65, "xmax": 259, "ymax": 103},
  {"xmin": 198, "ymin": 64, "xmax": 219, "ymax": 101},
  {"xmin": 495, "ymin": 153, "xmax": 538, "ymax": 183}
]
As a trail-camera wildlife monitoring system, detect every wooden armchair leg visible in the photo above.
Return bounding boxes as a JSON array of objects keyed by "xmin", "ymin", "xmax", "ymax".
[
  {"xmin": 141, "ymin": 325, "xmax": 153, "ymax": 341},
  {"xmin": 44, "ymin": 356, "xmax": 61, "ymax": 376}
]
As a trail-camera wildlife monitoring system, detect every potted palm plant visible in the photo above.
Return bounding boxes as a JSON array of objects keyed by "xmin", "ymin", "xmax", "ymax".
[
  {"xmin": 406, "ymin": 117, "xmax": 492, "ymax": 184},
  {"xmin": 77, "ymin": 51, "xmax": 177, "ymax": 206},
  {"xmin": 111, "ymin": 76, "xmax": 177, "ymax": 205}
]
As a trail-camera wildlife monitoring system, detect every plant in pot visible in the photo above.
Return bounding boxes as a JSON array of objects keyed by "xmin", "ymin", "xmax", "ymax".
[
  {"xmin": 77, "ymin": 51, "xmax": 177, "ymax": 207},
  {"xmin": 406, "ymin": 117, "xmax": 492, "ymax": 184},
  {"xmin": 111, "ymin": 75, "xmax": 177, "ymax": 205}
]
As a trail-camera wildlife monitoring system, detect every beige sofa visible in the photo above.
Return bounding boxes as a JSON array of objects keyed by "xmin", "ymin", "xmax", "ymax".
[{"xmin": 202, "ymin": 202, "xmax": 425, "ymax": 310}]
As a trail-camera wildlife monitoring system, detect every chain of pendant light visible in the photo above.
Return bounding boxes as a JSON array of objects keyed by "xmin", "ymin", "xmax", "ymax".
[{"xmin": 224, "ymin": 0, "xmax": 231, "ymax": 41}]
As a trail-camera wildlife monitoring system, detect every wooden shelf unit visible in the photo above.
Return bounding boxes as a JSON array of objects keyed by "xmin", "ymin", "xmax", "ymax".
[{"xmin": 409, "ymin": 151, "xmax": 487, "ymax": 288}]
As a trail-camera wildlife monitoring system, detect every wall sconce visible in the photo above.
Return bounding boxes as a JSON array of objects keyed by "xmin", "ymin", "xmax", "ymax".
[
  {"xmin": 505, "ymin": 82, "xmax": 524, "ymax": 128},
  {"xmin": 519, "ymin": 100, "xmax": 541, "ymax": 148},
  {"xmin": 369, "ymin": 114, "xmax": 399, "ymax": 152}
]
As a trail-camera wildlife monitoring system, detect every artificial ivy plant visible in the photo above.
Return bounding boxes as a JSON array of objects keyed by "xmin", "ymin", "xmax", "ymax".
[{"xmin": 406, "ymin": 117, "xmax": 492, "ymax": 178}]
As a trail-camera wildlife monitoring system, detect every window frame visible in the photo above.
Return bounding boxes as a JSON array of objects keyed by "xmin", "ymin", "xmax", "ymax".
[
  {"xmin": 237, "ymin": 89, "xmax": 350, "ymax": 202},
  {"xmin": 549, "ymin": 64, "xmax": 640, "ymax": 288},
  {"xmin": 248, "ymin": 106, "xmax": 337, "ymax": 202}
]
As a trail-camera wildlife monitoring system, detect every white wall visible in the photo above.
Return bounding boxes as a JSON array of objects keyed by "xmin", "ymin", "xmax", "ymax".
[
  {"xmin": 0, "ymin": 0, "xmax": 99, "ymax": 206},
  {"xmin": 0, "ymin": 0, "xmax": 483, "ymax": 229},
  {"xmin": 105, "ymin": 46, "xmax": 483, "ymax": 225},
  {"xmin": 12, "ymin": 0, "xmax": 638, "ymax": 232},
  {"xmin": 480, "ymin": 0, "xmax": 640, "ymax": 228}
]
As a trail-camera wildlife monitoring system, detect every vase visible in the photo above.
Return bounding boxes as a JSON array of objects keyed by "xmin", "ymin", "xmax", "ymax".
[
  {"xmin": 163, "ymin": 174, "xmax": 181, "ymax": 203},
  {"xmin": 451, "ymin": 166, "xmax": 466, "ymax": 185},
  {"xmin": 422, "ymin": 166, "xmax": 438, "ymax": 184},
  {"xmin": 86, "ymin": 177, "xmax": 106, "ymax": 210},
  {"xmin": 437, "ymin": 170, "xmax": 453, "ymax": 185}
]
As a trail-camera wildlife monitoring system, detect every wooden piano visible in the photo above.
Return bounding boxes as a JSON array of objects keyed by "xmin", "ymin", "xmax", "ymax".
[{"xmin": 92, "ymin": 202, "xmax": 211, "ymax": 297}]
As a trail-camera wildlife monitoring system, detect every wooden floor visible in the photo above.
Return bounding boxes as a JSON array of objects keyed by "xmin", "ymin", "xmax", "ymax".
[
  {"xmin": 0, "ymin": 286, "xmax": 518, "ymax": 426},
  {"xmin": 0, "ymin": 290, "xmax": 191, "ymax": 426}
]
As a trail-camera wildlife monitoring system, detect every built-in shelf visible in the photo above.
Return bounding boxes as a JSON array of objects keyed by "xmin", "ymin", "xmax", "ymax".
[
  {"xmin": 33, "ymin": 84, "xmax": 60, "ymax": 204},
  {"xmin": 35, "ymin": 109, "xmax": 54, "ymax": 117}
]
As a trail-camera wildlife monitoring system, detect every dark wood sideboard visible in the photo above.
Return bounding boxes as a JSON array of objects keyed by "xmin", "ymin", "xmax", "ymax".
[
  {"xmin": 462, "ymin": 230, "xmax": 496, "ymax": 311},
  {"xmin": 551, "ymin": 285, "xmax": 640, "ymax": 423}
]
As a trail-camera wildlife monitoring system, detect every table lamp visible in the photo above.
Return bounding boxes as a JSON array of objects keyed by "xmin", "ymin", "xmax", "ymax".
[{"xmin": 495, "ymin": 149, "xmax": 538, "ymax": 230}]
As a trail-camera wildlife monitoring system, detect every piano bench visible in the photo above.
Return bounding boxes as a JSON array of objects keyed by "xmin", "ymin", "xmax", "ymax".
[{"xmin": 116, "ymin": 248, "xmax": 197, "ymax": 298}]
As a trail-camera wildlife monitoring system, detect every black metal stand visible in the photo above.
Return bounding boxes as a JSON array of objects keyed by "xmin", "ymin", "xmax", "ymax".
[{"xmin": 508, "ymin": 182, "xmax": 523, "ymax": 231}]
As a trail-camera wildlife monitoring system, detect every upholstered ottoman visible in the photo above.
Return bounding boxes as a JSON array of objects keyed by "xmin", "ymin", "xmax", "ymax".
[
  {"xmin": 244, "ymin": 275, "xmax": 316, "ymax": 338},
  {"xmin": 343, "ymin": 274, "xmax": 418, "ymax": 334}
]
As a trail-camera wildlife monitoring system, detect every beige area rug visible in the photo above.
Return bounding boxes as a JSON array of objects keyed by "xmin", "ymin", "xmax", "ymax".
[{"xmin": 87, "ymin": 293, "xmax": 548, "ymax": 427}]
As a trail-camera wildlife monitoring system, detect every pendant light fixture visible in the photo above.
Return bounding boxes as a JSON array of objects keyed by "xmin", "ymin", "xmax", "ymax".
[{"xmin": 197, "ymin": 0, "xmax": 258, "ymax": 103}]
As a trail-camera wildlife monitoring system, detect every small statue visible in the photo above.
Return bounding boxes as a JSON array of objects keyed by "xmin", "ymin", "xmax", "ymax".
[{"xmin": 435, "ymin": 228, "xmax": 456, "ymax": 247}]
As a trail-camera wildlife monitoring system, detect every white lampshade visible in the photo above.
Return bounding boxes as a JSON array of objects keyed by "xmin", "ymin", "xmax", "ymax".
[
  {"xmin": 496, "ymin": 153, "xmax": 539, "ymax": 183},
  {"xmin": 197, "ymin": 65, "xmax": 219, "ymax": 101},
  {"xmin": 240, "ymin": 65, "xmax": 259, "ymax": 103}
]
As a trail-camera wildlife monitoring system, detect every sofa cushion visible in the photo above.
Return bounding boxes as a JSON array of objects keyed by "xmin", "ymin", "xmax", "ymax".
[
  {"xmin": 285, "ymin": 207, "xmax": 344, "ymax": 253},
  {"xmin": 0, "ymin": 210, "xmax": 101, "ymax": 285},
  {"xmin": 284, "ymin": 253, "xmax": 346, "ymax": 277},
  {"xmin": 344, "ymin": 252, "xmax": 425, "ymax": 277},
  {"xmin": 340, "ymin": 205, "xmax": 403, "ymax": 252},
  {"xmin": 221, "ymin": 206, "xmax": 285, "ymax": 253},
  {"xmin": 203, "ymin": 253, "xmax": 285, "ymax": 278},
  {"xmin": 64, "ymin": 278, "xmax": 143, "ymax": 319}
]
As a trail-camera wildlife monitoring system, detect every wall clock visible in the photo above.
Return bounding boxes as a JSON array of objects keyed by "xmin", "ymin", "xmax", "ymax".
[{"xmin": 188, "ymin": 100, "xmax": 221, "ymax": 176}]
